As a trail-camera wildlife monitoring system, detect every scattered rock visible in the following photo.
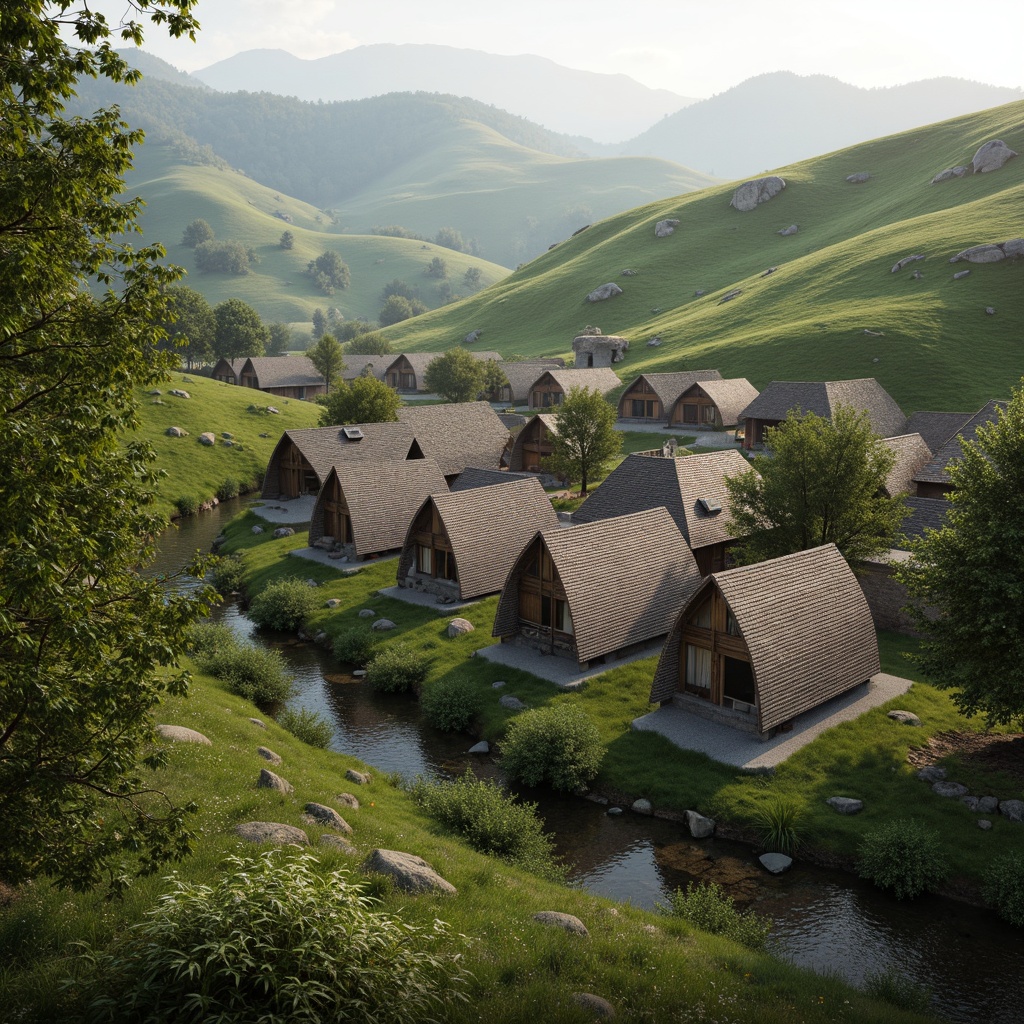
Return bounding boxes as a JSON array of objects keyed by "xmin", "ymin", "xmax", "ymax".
[
  {"xmin": 932, "ymin": 781, "xmax": 969, "ymax": 798},
  {"xmin": 198, "ymin": 432, "xmax": 216, "ymax": 446},
  {"xmin": 931, "ymin": 166, "xmax": 969, "ymax": 184},
  {"xmin": 342, "ymin": 568, "xmax": 360, "ymax": 577},
  {"xmin": 251, "ymin": 525, "xmax": 264, "ymax": 535},
  {"xmin": 468, "ymin": 741, "xmax": 490, "ymax": 754},
  {"xmin": 303, "ymin": 802, "xmax": 353, "ymax": 833},
  {"xmin": 499, "ymin": 694, "xmax": 527, "ymax": 711},
  {"xmin": 149, "ymin": 389, "xmax": 162, "ymax": 396},
  {"xmin": 631, "ymin": 799, "xmax": 653, "ymax": 815},
  {"xmin": 694, "ymin": 289, "xmax": 707, "ymax": 297},
  {"xmin": 863, "ymin": 329, "xmax": 884, "ymax": 336},
  {"xmin": 325, "ymin": 598, "xmax": 341, "ymax": 608},
  {"xmin": 962, "ymin": 796, "xmax": 980, "ymax": 812},
  {"xmin": 887, "ymin": 710, "xmax": 922, "ymax": 726},
  {"xmin": 846, "ymin": 172, "xmax": 871, "ymax": 184},
  {"xmin": 267, "ymin": 406, "xmax": 279, "ymax": 414},
  {"xmin": 986, "ymin": 307, "xmax": 997, "ymax": 315},
  {"xmin": 620, "ymin": 268, "xmax": 638, "ymax": 276},
  {"xmin": 585, "ymin": 793, "xmax": 609, "ymax": 805},
  {"xmin": 345, "ymin": 768, "xmax": 371, "ymax": 785},
  {"xmin": 718, "ymin": 289, "xmax": 742, "ymax": 305},
  {"xmin": 978, "ymin": 819, "xmax": 993, "ymax": 831},
  {"xmin": 358, "ymin": 609, "xmax": 376, "ymax": 618},
  {"xmin": 607, "ymin": 806, "xmax": 623, "ymax": 816},
  {"xmin": 169, "ymin": 388, "xmax": 191, "ymax": 399},
  {"xmin": 685, "ymin": 810, "xmax": 715, "ymax": 838},
  {"xmin": 1003, "ymin": 238, "xmax": 1024, "ymax": 258},
  {"xmin": 249, "ymin": 717, "xmax": 266, "ymax": 728},
  {"xmin": 778, "ymin": 224, "xmax": 798, "ymax": 236},
  {"xmin": 655, "ymin": 218, "xmax": 680, "ymax": 237},
  {"xmin": 586, "ymin": 283, "xmax": 623, "ymax": 303},
  {"xmin": 759, "ymin": 853, "xmax": 793, "ymax": 874},
  {"xmin": 826, "ymin": 796, "xmax": 863, "ymax": 815},
  {"xmin": 447, "ymin": 617, "xmax": 475, "ymax": 638},
  {"xmin": 320, "ymin": 834, "xmax": 357, "ymax": 853},
  {"xmin": 891, "ymin": 254, "xmax": 926, "ymax": 273},
  {"xmin": 953, "ymin": 270, "xmax": 971, "ymax": 280},
  {"xmin": 912, "ymin": 270, "xmax": 923, "ymax": 280},
  {"xmin": 646, "ymin": 336, "xmax": 662, "ymax": 347},
  {"xmin": 352, "ymin": 669, "xmax": 367, "ymax": 678},
  {"xmin": 950, "ymin": 243, "xmax": 1005, "ymax": 264},
  {"xmin": 372, "ymin": 618, "xmax": 396, "ymax": 631},
  {"xmin": 464, "ymin": 330, "xmax": 482, "ymax": 344},
  {"xmin": 730, "ymin": 175, "xmax": 786, "ymax": 211},
  {"xmin": 257, "ymin": 768, "xmax": 293, "ymax": 794},
  {"xmin": 491, "ymin": 680, "xmax": 506, "ymax": 689},
  {"xmin": 256, "ymin": 746, "xmax": 282, "ymax": 765},
  {"xmin": 572, "ymin": 993, "xmax": 615, "ymax": 1018},
  {"xmin": 365, "ymin": 848, "xmax": 457, "ymax": 894},
  {"xmin": 335, "ymin": 792, "xmax": 360, "ymax": 809},
  {"xmin": 916, "ymin": 765, "xmax": 947, "ymax": 782},
  {"xmin": 978, "ymin": 796, "xmax": 999, "ymax": 813},
  {"xmin": 235, "ymin": 822, "xmax": 308, "ymax": 845},
  {"xmin": 999, "ymin": 799, "xmax": 1024, "ymax": 822},
  {"xmin": 971, "ymin": 139, "xmax": 1018, "ymax": 174},
  {"xmin": 273, "ymin": 527, "xmax": 294, "ymax": 538},
  {"xmin": 165, "ymin": 426, "xmax": 188, "ymax": 437},
  {"xmin": 760, "ymin": 266, "xmax": 778, "ymax": 278},
  {"xmin": 533, "ymin": 911, "xmax": 589, "ymax": 936},
  {"xmin": 155, "ymin": 724, "xmax": 211, "ymax": 745}
]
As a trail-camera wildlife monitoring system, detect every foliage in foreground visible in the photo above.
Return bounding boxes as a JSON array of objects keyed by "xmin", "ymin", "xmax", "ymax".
[
  {"xmin": 333, "ymin": 625, "xmax": 380, "ymax": 666},
  {"xmin": 70, "ymin": 849, "xmax": 471, "ymax": 1024},
  {"xmin": 663, "ymin": 881, "xmax": 771, "ymax": 950},
  {"xmin": 982, "ymin": 851, "xmax": 1024, "ymax": 928},
  {"xmin": 246, "ymin": 577, "xmax": 321, "ymax": 632},
  {"xmin": 500, "ymin": 702, "xmax": 605, "ymax": 792},
  {"xmin": 864, "ymin": 967, "xmax": 934, "ymax": 1015},
  {"xmin": 857, "ymin": 819, "xmax": 948, "ymax": 900},
  {"xmin": 409, "ymin": 772, "xmax": 567, "ymax": 882},
  {"xmin": 318, "ymin": 372, "xmax": 401, "ymax": 426}
]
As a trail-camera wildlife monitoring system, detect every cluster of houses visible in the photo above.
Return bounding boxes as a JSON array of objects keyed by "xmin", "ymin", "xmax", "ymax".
[{"xmin": 251, "ymin": 375, "xmax": 1003, "ymax": 740}]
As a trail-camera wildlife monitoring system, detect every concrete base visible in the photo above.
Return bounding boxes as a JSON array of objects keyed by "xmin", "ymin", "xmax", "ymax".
[
  {"xmin": 249, "ymin": 495, "xmax": 316, "ymax": 524},
  {"xmin": 377, "ymin": 585, "xmax": 480, "ymax": 613}
]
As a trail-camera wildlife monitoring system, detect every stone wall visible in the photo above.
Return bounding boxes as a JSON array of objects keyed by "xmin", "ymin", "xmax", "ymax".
[
  {"xmin": 856, "ymin": 560, "xmax": 935, "ymax": 636},
  {"xmin": 398, "ymin": 571, "xmax": 461, "ymax": 604}
]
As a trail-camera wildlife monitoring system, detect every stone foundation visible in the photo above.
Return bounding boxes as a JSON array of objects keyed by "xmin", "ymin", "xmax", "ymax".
[
  {"xmin": 399, "ymin": 572, "xmax": 461, "ymax": 603},
  {"xmin": 670, "ymin": 692, "xmax": 766, "ymax": 736}
]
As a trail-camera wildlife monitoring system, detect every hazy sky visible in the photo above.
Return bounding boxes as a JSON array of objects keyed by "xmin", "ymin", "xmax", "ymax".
[{"xmin": 116, "ymin": 0, "xmax": 1021, "ymax": 98}]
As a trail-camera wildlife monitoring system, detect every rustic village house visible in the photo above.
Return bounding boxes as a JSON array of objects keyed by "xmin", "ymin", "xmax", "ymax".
[
  {"xmin": 383, "ymin": 351, "xmax": 502, "ymax": 393},
  {"xmin": 508, "ymin": 413, "xmax": 559, "ymax": 472},
  {"xmin": 397, "ymin": 476, "xmax": 558, "ymax": 602},
  {"xmin": 572, "ymin": 333, "xmax": 629, "ymax": 368},
  {"xmin": 901, "ymin": 410, "xmax": 974, "ymax": 456},
  {"xmin": 493, "ymin": 507, "xmax": 702, "ymax": 670},
  {"xmin": 912, "ymin": 400, "xmax": 1006, "ymax": 498},
  {"xmin": 528, "ymin": 367, "xmax": 621, "ymax": 410},
  {"xmin": 878, "ymin": 433, "xmax": 932, "ymax": 496},
  {"xmin": 649, "ymin": 543, "xmax": 880, "ymax": 737},
  {"xmin": 617, "ymin": 371, "xmax": 758, "ymax": 431},
  {"xmin": 209, "ymin": 355, "xmax": 327, "ymax": 400},
  {"xmin": 489, "ymin": 359, "xmax": 565, "ymax": 404}
]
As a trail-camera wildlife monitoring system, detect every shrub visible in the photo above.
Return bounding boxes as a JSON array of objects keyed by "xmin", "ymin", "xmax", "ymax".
[
  {"xmin": 248, "ymin": 578, "xmax": 320, "ymax": 633},
  {"xmin": 864, "ymin": 966, "xmax": 933, "ymax": 1014},
  {"xmin": 420, "ymin": 675, "xmax": 482, "ymax": 732},
  {"xmin": 366, "ymin": 642, "xmax": 429, "ymax": 693},
  {"xmin": 174, "ymin": 494, "xmax": 200, "ymax": 517},
  {"xmin": 500, "ymin": 702, "xmax": 604, "ymax": 793},
  {"xmin": 216, "ymin": 477, "xmax": 240, "ymax": 501},
  {"xmin": 752, "ymin": 794, "xmax": 809, "ymax": 855},
  {"xmin": 857, "ymin": 819, "xmax": 948, "ymax": 899},
  {"xmin": 409, "ymin": 771, "xmax": 565, "ymax": 881},
  {"xmin": 210, "ymin": 644, "xmax": 293, "ymax": 709},
  {"xmin": 275, "ymin": 706, "xmax": 334, "ymax": 748},
  {"xmin": 209, "ymin": 553, "xmax": 247, "ymax": 596},
  {"xmin": 982, "ymin": 851, "xmax": 1024, "ymax": 927},
  {"xmin": 186, "ymin": 621, "xmax": 239, "ymax": 669},
  {"xmin": 662, "ymin": 881, "xmax": 771, "ymax": 950},
  {"xmin": 73, "ymin": 849, "xmax": 471, "ymax": 1024},
  {"xmin": 333, "ymin": 625, "xmax": 379, "ymax": 666}
]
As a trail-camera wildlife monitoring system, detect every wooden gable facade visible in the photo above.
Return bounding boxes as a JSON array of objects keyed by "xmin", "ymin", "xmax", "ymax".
[
  {"xmin": 672, "ymin": 379, "xmax": 759, "ymax": 430},
  {"xmin": 508, "ymin": 414, "xmax": 559, "ymax": 472},
  {"xmin": 384, "ymin": 352, "xmax": 503, "ymax": 393},
  {"xmin": 211, "ymin": 358, "xmax": 238, "ymax": 384},
  {"xmin": 528, "ymin": 368, "xmax": 621, "ymax": 410},
  {"xmin": 236, "ymin": 356, "xmax": 326, "ymax": 400},
  {"xmin": 617, "ymin": 371, "xmax": 724, "ymax": 426}
]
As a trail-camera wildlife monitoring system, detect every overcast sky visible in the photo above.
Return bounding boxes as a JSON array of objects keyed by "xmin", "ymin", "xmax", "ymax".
[{"xmin": 116, "ymin": 0, "xmax": 1022, "ymax": 98}]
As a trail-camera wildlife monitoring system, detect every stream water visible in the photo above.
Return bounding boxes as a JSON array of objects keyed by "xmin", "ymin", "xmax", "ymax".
[{"xmin": 152, "ymin": 500, "xmax": 1024, "ymax": 1023}]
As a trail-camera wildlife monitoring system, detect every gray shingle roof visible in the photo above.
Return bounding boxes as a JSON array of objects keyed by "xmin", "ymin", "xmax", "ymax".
[
  {"xmin": 341, "ymin": 354, "xmax": 387, "ymax": 381},
  {"xmin": 573, "ymin": 451, "xmax": 756, "ymax": 551},
  {"xmin": 384, "ymin": 351, "xmax": 503, "ymax": 389},
  {"xmin": 493, "ymin": 508, "xmax": 702, "ymax": 664},
  {"xmin": 618, "ymin": 370, "xmax": 724, "ymax": 416},
  {"xmin": 396, "ymin": 401, "xmax": 511, "ymax": 476},
  {"xmin": 650, "ymin": 544, "xmax": 879, "ymax": 733},
  {"xmin": 309, "ymin": 459, "xmax": 449, "ymax": 556},
  {"xmin": 400, "ymin": 476, "xmax": 558, "ymax": 599},
  {"xmin": 903, "ymin": 411, "xmax": 974, "ymax": 455},
  {"xmin": 685, "ymin": 379, "xmax": 760, "ymax": 427},
  {"xmin": 898, "ymin": 496, "xmax": 951, "ymax": 545},
  {"xmin": 498, "ymin": 361, "xmax": 566, "ymax": 402},
  {"xmin": 534, "ymin": 367, "xmax": 622, "ymax": 397},
  {"xmin": 913, "ymin": 401, "xmax": 1006, "ymax": 486},
  {"xmin": 738, "ymin": 378, "xmax": 906, "ymax": 438},
  {"xmin": 449, "ymin": 467, "xmax": 536, "ymax": 492},
  {"xmin": 879, "ymin": 433, "xmax": 932, "ymax": 496},
  {"xmin": 241, "ymin": 356, "xmax": 325, "ymax": 390}
]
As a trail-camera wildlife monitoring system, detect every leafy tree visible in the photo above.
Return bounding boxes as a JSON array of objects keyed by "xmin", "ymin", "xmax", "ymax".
[
  {"xmin": 306, "ymin": 332, "xmax": 346, "ymax": 393},
  {"xmin": 463, "ymin": 265, "xmax": 482, "ymax": 289},
  {"xmin": 423, "ymin": 348, "xmax": 486, "ymax": 403},
  {"xmin": 318, "ymin": 374, "xmax": 401, "ymax": 426},
  {"xmin": 897, "ymin": 387, "xmax": 1024, "ymax": 726},
  {"xmin": 380, "ymin": 278, "xmax": 419, "ymax": 303},
  {"xmin": 346, "ymin": 331, "xmax": 392, "ymax": 356},
  {"xmin": 306, "ymin": 249, "xmax": 350, "ymax": 295},
  {"xmin": 544, "ymin": 386, "xmax": 622, "ymax": 494},
  {"xmin": 279, "ymin": 229, "xmax": 294, "ymax": 249},
  {"xmin": 482, "ymin": 358, "xmax": 509, "ymax": 399},
  {"xmin": 213, "ymin": 298, "xmax": 267, "ymax": 360},
  {"xmin": 160, "ymin": 285, "xmax": 215, "ymax": 368},
  {"xmin": 338, "ymin": 319, "xmax": 376, "ymax": 342},
  {"xmin": 0, "ymin": 0, "xmax": 211, "ymax": 892},
  {"xmin": 181, "ymin": 217, "xmax": 213, "ymax": 247},
  {"xmin": 266, "ymin": 322, "xmax": 292, "ymax": 356},
  {"xmin": 379, "ymin": 294, "xmax": 418, "ymax": 327},
  {"xmin": 725, "ymin": 405, "xmax": 906, "ymax": 566},
  {"xmin": 194, "ymin": 238, "xmax": 255, "ymax": 275},
  {"xmin": 311, "ymin": 306, "xmax": 327, "ymax": 341},
  {"xmin": 434, "ymin": 226, "xmax": 466, "ymax": 252},
  {"xmin": 425, "ymin": 255, "xmax": 448, "ymax": 279}
]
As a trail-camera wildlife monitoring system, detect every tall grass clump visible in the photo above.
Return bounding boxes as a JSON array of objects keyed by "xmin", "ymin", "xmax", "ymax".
[
  {"xmin": 500, "ymin": 702, "xmax": 604, "ymax": 793},
  {"xmin": 409, "ymin": 771, "xmax": 566, "ymax": 882},
  {"xmin": 752, "ymin": 794, "xmax": 809, "ymax": 855},
  {"xmin": 982, "ymin": 852, "xmax": 1024, "ymax": 927},
  {"xmin": 247, "ymin": 578, "xmax": 321, "ymax": 633},
  {"xmin": 857, "ymin": 819, "xmax": 948, "ymax": 899},
  {"xmin": 275, "ymin": 706, "xmax": 334, "ymax": 748},
  {"xmin": 333, "ymin": 626, "xmax": 380, "ymax": 666},
  {"xmin": 662, "ymin": 881, "xmax": 771, "ymax": 950},
  {"xmin": 365, "ymin": 642, "xmax": 429, "ymax": 693},
  {"xmin": 420, "ymin": 675, "xmax": 482, "ymax": 732},
  {"xmin": 209, "ymin": 553, "xmax": 247, "ymax": 596},
  {"xmin": 70, "ymin": 850, "xmax": 471, "ymax": 1024},
  {"xmin": 864, "ymin": 966, "xmax": 934, "ymax": 1014}
]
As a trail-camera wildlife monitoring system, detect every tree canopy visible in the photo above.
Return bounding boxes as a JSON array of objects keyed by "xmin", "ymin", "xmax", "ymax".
[
  {"xmin": 0, "ymin": 0, "xmax": 211, "ymax": 891},
  {"xmin": 266, "ymin": 322, "xmax": 292, "ymax": 356},
  {"xmin": 307, "ymin": 333, "xmax": 346, "ymax": 392},
  {"xmin": 160, "ymin": 285, "xmax": 215, "ymax": 368},
  {"xmin": 423, "ymin": 348, "xmax": 486, "ymax": 403},
  {"xmin": 379, "ymin": 294, "xmax": 424, "ymax": 327},
  {"xmin": 214, "ymin": 298, "xmax": 266, "ymax": 360},
  {"xmin": 544, "ymin": 386, "xmax": 622, "ymax": 494},
  {"xmin": 319, "ymin": 375, "xmax": 401, "ymax": 426},
  {"xmin": 181, "ymin": 217, "xmax": 213, "ymax": 247},
  {"xmin": 725, "ymin": 405, "xmax": 906, "ymax": 566},
  {"xmin": 346, "ymin": 331, "xmax": 392, "ymax": 356},
  {"xmin": 897, "ymin": 388, "xmax": 1024, "ymax": 726},
  {"xmin": 306, "ymin": 249, "xmax": 350, "ymax": 295}
]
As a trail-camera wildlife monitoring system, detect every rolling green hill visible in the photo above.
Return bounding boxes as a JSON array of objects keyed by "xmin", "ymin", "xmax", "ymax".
[
  {"xmin": 380, "ymin": 101, "xmax": 1024, "ymax": 413},
  {"xmin": 123, "ymin": 145, "xmax": 511, "ymax": 326}
]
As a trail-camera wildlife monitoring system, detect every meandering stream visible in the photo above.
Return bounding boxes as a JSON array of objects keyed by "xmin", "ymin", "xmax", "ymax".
[{"xmin": 152, "ymin": 500, "xmax": 1024, "ymax": 1023}]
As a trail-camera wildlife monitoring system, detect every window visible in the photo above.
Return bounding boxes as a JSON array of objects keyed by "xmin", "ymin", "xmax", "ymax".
[
  {"xmin": 417, "ymin": 544, "xmax": 432, "ymax": 575},
  {"xmin": 684, "ymin": 644, "xmax": 712, "ymax": 697},
  {"xmin": 723, "ymin": 656, "xmax": 755, "ymax": 707},
  {"xmin": 437, "ymin": 548, "xmax": 456, "ymax": 581},
  {"xmin": 701, "ymin": 404, "xmax": 716, "ymax": 424},
  {"xmin": 725, "ymin": 608, "xmax": 741, "ymax": 637},
  {"xmin": 631, "ymin": 398, "xmax": 657, "ymax": 418},
  {"xmin": 555, "ymin": 599, "xmax": 573, "ymax": 635},
  {"xmin": 682, "ymin": 403, "xmax": 699, "ymax": 424},
  {"xmin": 688, "ymin": 599, "xmax": 712, "ymax": 629}
]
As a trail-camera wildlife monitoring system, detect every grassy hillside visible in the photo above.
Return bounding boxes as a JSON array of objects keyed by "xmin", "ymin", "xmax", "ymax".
[
  {"xmin": 123, "ymin": 145, "xmax": 511, "ymax": 325},
  {"xmin": 381, "ymin": 101, "xmax": 1024, "ymax": 413}
]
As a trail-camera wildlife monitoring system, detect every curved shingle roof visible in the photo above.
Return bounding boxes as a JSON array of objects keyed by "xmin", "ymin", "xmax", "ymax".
[
  {"xmin": 879, "ymin": 433, "xmax": 932, "ymax": 496},
  {"xmin": 617, "ymin": 371, "xmax": 723, "ymax": 416},
  {"xmin": 913, "ymin": 401, "xmax": 1006, "ymax": 486},
  {"xmin": 241, "ymin": 356, "xmax": 325, "ymax": 390}
]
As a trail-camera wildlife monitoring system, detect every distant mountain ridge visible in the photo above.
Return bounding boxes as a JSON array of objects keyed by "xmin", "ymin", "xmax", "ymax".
[
  {"xmin": 621, "ymin": 71, "xmax": 1024, "ymax": 178},
  {"xmin": 189, "ymin": 43, "xmax": 697, "ymax": 144}
]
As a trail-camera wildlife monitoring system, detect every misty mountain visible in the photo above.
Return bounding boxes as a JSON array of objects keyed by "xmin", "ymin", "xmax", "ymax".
[
  {"xmin": 190, "ymin": 43, "xmax": 697, "ymax": 144},
  {"xmin": 621, "ymin": 72, "xmax": 1023, "ymax": 178}
]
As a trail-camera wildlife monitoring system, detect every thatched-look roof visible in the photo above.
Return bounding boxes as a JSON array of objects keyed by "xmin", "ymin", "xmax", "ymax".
[
  {"xmin": 399, "ymin": 476, "xmax": 558, "ymax": 600},
  {"xmin": 240, "ymin": 356, "xmax": 325, "ymax": 390},
  {"xmin": 383, "ymin": 351, "xmax": 502, "ymax": 390},
  {"xmin": 686, "ymin": 379, "xmax": 760, "ymax": 427},
  {"xmin": 739, "ymin": 379, "xmax": 906, "ymax": 438},
  {"xmin": 449, "ymin": 467, "xmax": 534, "ymax": 492},
  {"xmin": 649, "ymin": 544, "xmax": 879, "ymax": 733},
  {"xmin": 902, "ymin": 411, "xmax": 974, "ymax": 455},
  {"xmin": 397, "ymin": 401, "xmax": 510, "ymax": 476},
  {"xmin": 493, "ymin": 508, "xmax": 702, "ymax": 664},
  {"xmin": 309, "ymin": 459, "xmax": 448, "ymax": 556},
  {"xmin": 879, "ymin": 433, "xmax": 932, "ymax": 496},
  {"xmin": 898, "ymin": 496, "xmax": 950, "ymax": 544},
  {"xmin": 499, "ymin": 360, "xmax": 566, "ymax": 402},
  {"xmin": 617, "ymin": 370, "xmax": 723, "ymax": 417},
  {"xmin": 532, "ymin": 367, "xmax": 621, "ymax": 397},
  {"xmin": 912, "ymin": 400, "xmax": 1006, "ymax": 487},
  {"xmin": 573, "ymin": 451, "xmax": 755, "ymax": 551},
  {"xmin": 341, "ymin": 354, "xmax": 387, "ymax": 381}
]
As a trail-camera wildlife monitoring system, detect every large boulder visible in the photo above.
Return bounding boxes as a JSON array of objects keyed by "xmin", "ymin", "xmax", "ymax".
[
  {"xmin": 346, "ymin": 768, "xmax": 371, "ymax": 785},
  {"xmin": 685, "ymin": 810, "xmax": 715, "ymax": 838},
  {"xmin": 718, "ymin": 289, "xmax": 742, "ymax": 305},
  {"xmin": 198, "ymin": 432, "xmax": 216, "ymax": 446},
  {"xmin": 999, "ymin": 799, "xmax": 1024, "ymax": 822},
  {"xmin": 256, "ymin": 746, "xmax": 282, "ymax": 765},
  {"xmin": 303, "ymin": 802, "xmax": 353, "ymax": 834},
  {"xmin": 932, "ymin": 781, "xmax": 969, "ymax": 798},
  {"xmin": 730, "ymin": 176, "xmax": 786, "ymax": 211},
  {"xmin": 235, "ymin": 821, "xmax": 308, "ymax": 845},
  {"xmin": 759, "ymin": 853, "xmax": 793, "ymax": 875},
  {"xmin": 916, "ymin": 766, "xmax": 946, "ymax": 783},
  {"xmin": 655, "ymin": 218, "xmax": 680, "ymax": 237},
  {"xmin": 631, "ymin": 799, "xmax": 653, "ymax": 816},
  {"xmin": 971, "ymin": 139, "xmax": 1018, "ymax": 174},
  {"xmin": 447, "ymin": 617, "xmax": 475, "ymax": 638},
  {"xmin": 155, "ymin": 724, "xmax": 211, "ymax": 745},
  {"xmin": 891, "ymin": 254, "xmax": 925, "ymax": 273},
  {"xmin": 846, "ymin": 172, "xmax": 871, "ymax": 183},
  {"xmin": 533, "ymin": 911, "xmax": 589, "ymax": 936},
  {"xmin": 256, "ymin": 768, "xmax": 293, "ymax": 794},
  {"xmin": 165, "ymin": 426, "xmax": 188, "ymax": 438},
  {"xmin": 886, "ymin": 710, "xmax": 922, "ymax": 726},
  {"xmin": 464, "ymin": 329, "xmax": 482, "ymax": 344},
  {"xmin": 364, "ymin": 848, "xmax": 457, "ymax": 894},
  {"xmin": 371, "ymin": 618, "xmax": 396, "ymax": 631},
  {"xmin": 336, "ymin": 792, "xmax": 361, "ymax": 809},
  {"xmin": 572, "ymin": 993, "xmax": 615, "ymax": 1018},
  {"xmin": 950, "ymin": 244, "xmax": 1006, "ymax": 264},
  {"xmin": 586, "ymin": 283, "xmax": 623, "ymax": 303}
]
